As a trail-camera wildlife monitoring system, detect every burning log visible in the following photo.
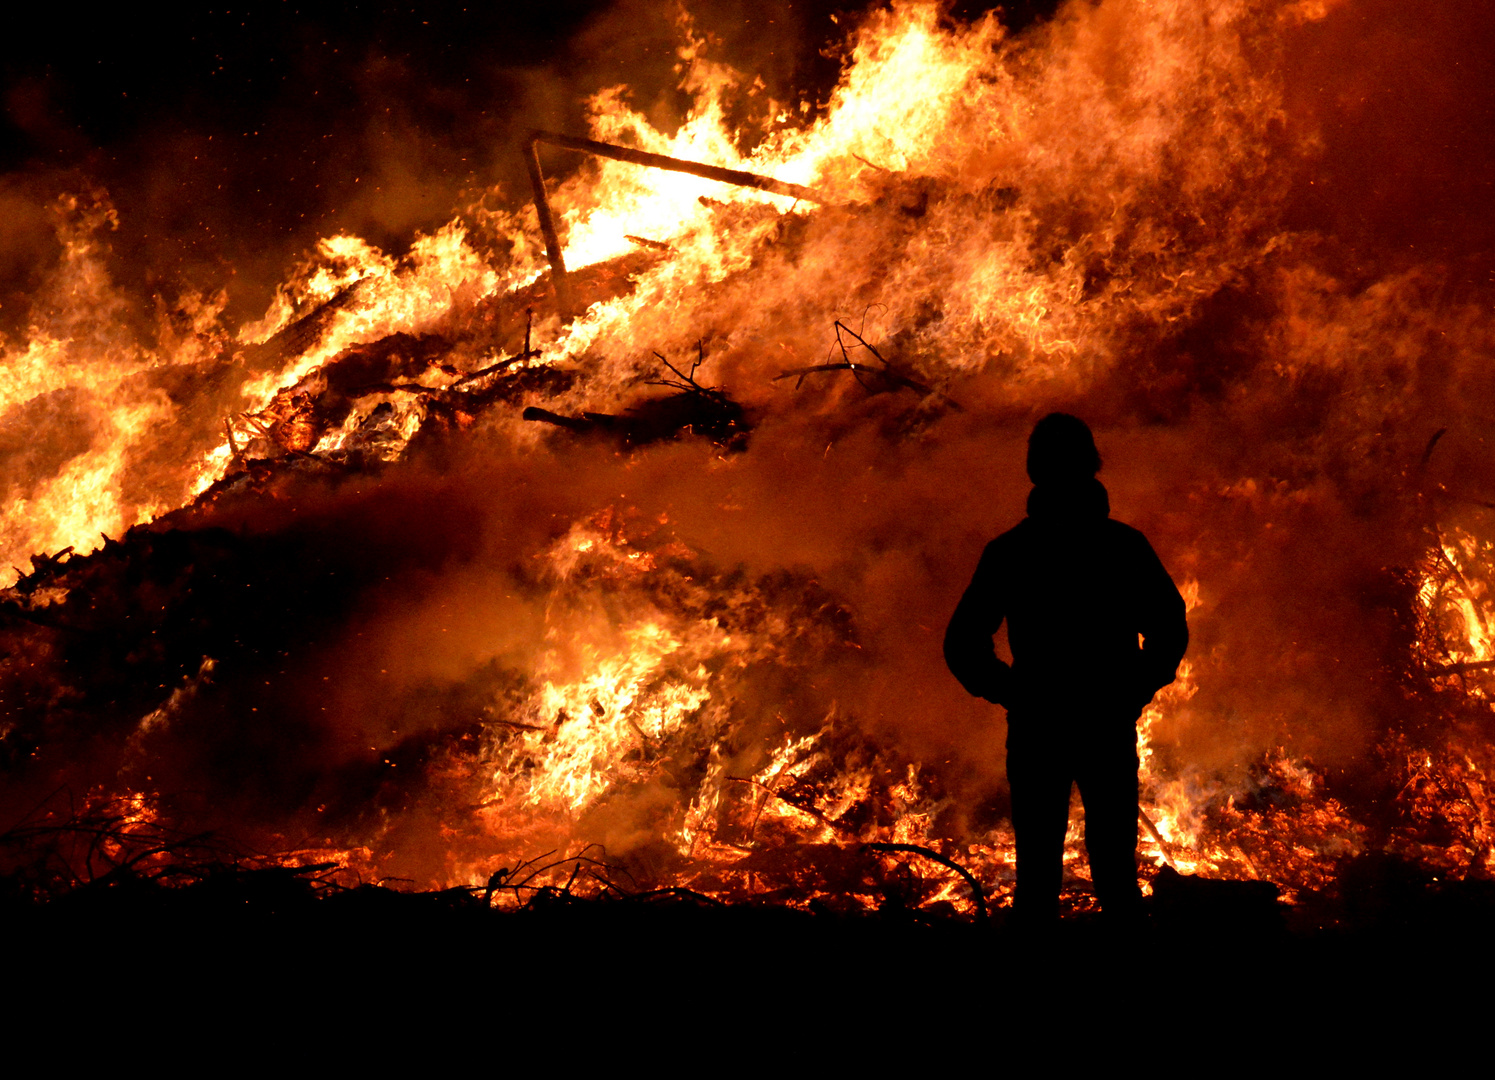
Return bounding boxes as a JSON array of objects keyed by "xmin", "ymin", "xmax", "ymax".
[{"xmin": 522, "ymin": 396, "xmax": 748, "ymax": 450}]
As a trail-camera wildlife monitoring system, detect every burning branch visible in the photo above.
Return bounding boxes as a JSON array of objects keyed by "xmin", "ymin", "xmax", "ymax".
[
  {"xmin": 647, "ymin": 340, "xmax": 733, "ymax": 405},
  {"xmin": 775, "ymin": 321, "xmax": 960, "ymax": 409},
  {"xmin": 521, "ymin": 406, "xmax": 597, "ymax": 434},
  {"xmin": 650, "ymin": 342, "xmax": 706, "ymax": 390}
]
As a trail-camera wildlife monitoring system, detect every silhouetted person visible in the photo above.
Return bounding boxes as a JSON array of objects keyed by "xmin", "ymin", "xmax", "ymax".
[{"xmin": 944, "ymin": 413, "xmax": 1188, "ymax": 923}]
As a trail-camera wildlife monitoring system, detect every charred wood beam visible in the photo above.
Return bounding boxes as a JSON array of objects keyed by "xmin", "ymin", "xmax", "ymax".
[
  {"xmin": 530, "ymin": 130, "xmax": 820, "ymax": 203},
  {"xmin": 523, "ymin": 129, "xmax": 822, "ymax": 318},
  {"xmin": 524, "ymin": 136, "xmax": 574, "ymax": 317}
]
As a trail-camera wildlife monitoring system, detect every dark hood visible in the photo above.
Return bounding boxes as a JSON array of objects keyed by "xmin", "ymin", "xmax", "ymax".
[{"xmin": 1025, "ymin": 477, "xmax": 1110, "ymax": 522}]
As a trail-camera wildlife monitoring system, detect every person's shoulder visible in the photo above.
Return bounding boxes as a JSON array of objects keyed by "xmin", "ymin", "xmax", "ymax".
[
  {"xmin": 989, "ymin": 517, "xmax": 1033, "ymax": 547},
  {"xmin": 1101, "ymin": 517, "xmax": 1162, "ymax": 553},
  {"xmin": 976, "ymin": 520, "xmax": 1030, "ymax": 562},
  {"xmin": 1103, "ymin": 519, "xmax": 1174, "ymax": 574},
  {"xmin": 1102, "ymin": 518, "xmax": 1148, "ymax": 541}
]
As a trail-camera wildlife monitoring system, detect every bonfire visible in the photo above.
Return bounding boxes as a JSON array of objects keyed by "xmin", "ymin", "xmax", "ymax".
[{"xmin": 3, "ymin": 1, "xmax": 1493, "ymax": 935}]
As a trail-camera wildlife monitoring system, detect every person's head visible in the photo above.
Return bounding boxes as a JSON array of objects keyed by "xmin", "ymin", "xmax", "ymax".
[{"xmin": 1026, "ymin": 413, "xmax": 1101, "ymax": 485}]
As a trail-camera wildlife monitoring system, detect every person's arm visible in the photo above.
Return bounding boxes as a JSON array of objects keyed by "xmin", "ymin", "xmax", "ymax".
[
  {"xmin": 944, "ymin": 540, "xmax": 1014, "ymax": 706},
  {"xmin": 1135, "ymin": 537, "xmax": 1189, "ymax": 698}
]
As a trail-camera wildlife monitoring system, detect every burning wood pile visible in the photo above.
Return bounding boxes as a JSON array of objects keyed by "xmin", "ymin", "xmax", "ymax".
[{"xmin": 4, "ymin": 1, "xmax": 1495, "ymax": 938}]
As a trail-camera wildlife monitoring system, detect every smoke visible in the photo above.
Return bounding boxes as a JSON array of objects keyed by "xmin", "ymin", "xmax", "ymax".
[{"xmin": 1280, "ymin": 0, "xmax": 1495, "ymax": 265}]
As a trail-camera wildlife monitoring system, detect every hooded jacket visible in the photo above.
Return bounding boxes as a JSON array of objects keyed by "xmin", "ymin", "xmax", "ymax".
[{"xmin": 944, "ymin": 478, "xmax": 1188, "ymax": 721}]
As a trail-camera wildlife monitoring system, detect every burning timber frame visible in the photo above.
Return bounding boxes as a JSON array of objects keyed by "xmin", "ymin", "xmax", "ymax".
[{"xmin": 523, "ymin": 130, "xmax": 821, "ymax": 315}]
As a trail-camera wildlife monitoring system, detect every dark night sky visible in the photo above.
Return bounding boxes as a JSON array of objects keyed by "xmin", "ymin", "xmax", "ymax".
[{"xmin": 2, "ymin": 2, "xmax": 674, "ymax": 322}]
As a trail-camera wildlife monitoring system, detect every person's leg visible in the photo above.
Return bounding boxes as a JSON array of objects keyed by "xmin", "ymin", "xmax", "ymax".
[
  {"xmin": 1076, "ymin": 727, "xmax": 1143, "ymax": 918},
  {"xmin": 1007, "ymin": 737, "xmax": 1074, "ymax": 923}
]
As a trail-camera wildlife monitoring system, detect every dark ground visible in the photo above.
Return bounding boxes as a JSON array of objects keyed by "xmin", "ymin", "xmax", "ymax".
[{"xmin": 9, "ymin": 855, "xmax": 1495, "ymax": 1011}]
